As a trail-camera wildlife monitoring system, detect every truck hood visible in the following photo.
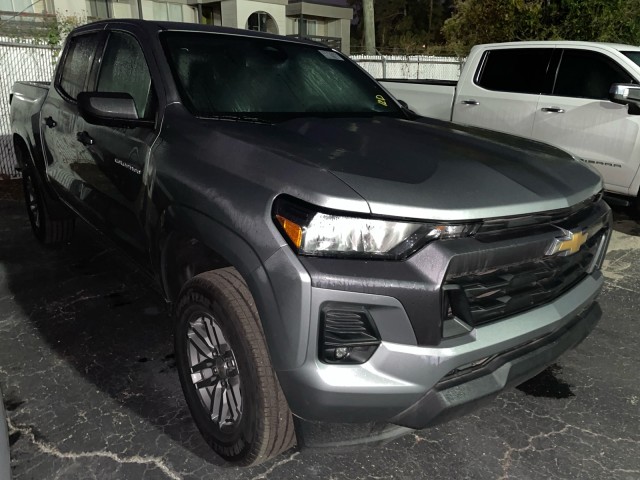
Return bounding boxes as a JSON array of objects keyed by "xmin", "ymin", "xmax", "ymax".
[{"xmin": 273, "ymin": 116, "xmax": 602, "ymax": 221}]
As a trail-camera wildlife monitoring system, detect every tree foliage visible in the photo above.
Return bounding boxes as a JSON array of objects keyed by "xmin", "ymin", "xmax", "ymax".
[
  {"xmin": 443, "ymin": 0, "xmax": 640, "ymax": 54},
  {"xmin": 350, "ymin": 0, "xmax": 640, "ymax": 55},
  {"xmin": 350, "ymin": 0, "xmax": 455, "ymax": 54}
]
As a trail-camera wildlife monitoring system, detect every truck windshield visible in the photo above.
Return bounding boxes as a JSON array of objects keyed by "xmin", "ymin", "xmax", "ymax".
[
  {"xmin": 622, "ymin": 51, "xmax": 640, "ymax": 68},
  {"xmin": 161, "ymin": 31, "xmax": 403, "ymax": 121}
]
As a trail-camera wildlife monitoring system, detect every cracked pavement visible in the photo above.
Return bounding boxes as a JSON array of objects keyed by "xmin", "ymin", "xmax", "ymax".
[{"xmin": 1, "ymin": 198, "xmax": 639, "ymax": 480}]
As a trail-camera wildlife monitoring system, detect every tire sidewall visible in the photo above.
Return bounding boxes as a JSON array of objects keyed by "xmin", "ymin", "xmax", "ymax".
[
  {"xmin": 21, "ymin": 165, "xmax": 46, "ymax": 242},
  {"xmin": 174, "ymin": 285, "xmax": 260, "ymax": 461}
]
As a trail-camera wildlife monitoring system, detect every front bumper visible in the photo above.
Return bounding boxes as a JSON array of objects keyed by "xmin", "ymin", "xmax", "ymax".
[
  {"xmin": 258, "ymin": 199, "xmax": 610, "ymax": 432},
  {"xmin": 392, "ymin": 299, "xmax": 600, "ymax": 429},
  {"xmin": 277, "ymin": 269, "xmax": 604, "ymax": 424}
]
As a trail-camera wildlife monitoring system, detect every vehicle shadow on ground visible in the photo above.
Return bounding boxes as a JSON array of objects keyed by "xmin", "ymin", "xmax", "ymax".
[
  {"xmin": 0, "ymin": 199, "xmax": 226, "ymax": 466},
  {"xmin": 611, "ymin": 204, "xmax": 640, "ymax": 236}
]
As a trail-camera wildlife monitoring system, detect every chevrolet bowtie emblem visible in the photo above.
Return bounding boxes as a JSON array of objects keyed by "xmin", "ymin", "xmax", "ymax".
[{"xmin": 546, "ymin": 228, "xmax": 589, "ymax": 256}]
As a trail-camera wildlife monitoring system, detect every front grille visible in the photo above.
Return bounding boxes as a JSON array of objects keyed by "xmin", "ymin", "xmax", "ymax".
[
  {"xmin": 444, "ymin": 230, "xmax": 605, "ymax": 327},
  {"xmin": 477, "ymin": 192, "xmax": 603, "ymax": 237}
]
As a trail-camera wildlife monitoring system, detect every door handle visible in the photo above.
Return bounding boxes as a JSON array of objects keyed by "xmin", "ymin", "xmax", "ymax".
[
  {"xmin": 461, "ymin": 100, "xmax": 480, "ymax": 105},
  {"xmin": 44, "ymin": 116, "xmax": 57, "ymax": 128},
  {"xmin": 541, "ymin": 107, "xmax": 565, "ymax": 113},
  {"xmin": 76, "ymin": 131, "xmax": 94, "ymax": 146}
]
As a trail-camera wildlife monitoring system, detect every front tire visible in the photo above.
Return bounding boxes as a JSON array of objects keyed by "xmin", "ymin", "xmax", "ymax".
[{"xmin": 174, "ymin": 268, "xmax": 296, "ymax": 466}]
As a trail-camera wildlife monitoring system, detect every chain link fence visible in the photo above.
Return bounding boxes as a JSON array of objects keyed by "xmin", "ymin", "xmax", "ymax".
[
  {"xmin": 0, "ymin": 38, "xmax": 58, "ymax": 179},
  {"xmin": 351, "ymin": 55, "xmax": 464, "ymax": 81}
]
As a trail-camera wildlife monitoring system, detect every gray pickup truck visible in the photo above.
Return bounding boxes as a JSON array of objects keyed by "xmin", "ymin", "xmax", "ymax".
[{"xmin": 10, "ymin": 20, "xmax": 611, "ymax": 466}]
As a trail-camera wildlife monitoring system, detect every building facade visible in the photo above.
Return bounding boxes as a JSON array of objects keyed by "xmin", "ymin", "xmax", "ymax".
[{"xmin": 0, "ymin": 0, "xmax": 352, "ymax": 53}]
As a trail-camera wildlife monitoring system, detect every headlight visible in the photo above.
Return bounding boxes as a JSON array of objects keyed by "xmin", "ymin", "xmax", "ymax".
[{"xmin": 273, "ymin": 197, "xmax": 478, "ymax": 260}]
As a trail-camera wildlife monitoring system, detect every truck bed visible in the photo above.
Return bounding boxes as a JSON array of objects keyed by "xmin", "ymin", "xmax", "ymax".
[
  {"xmin": 380, "ymin": 79, "xmax": 456, "ymax": 121},
  {"xmin": 11, "ymin": 81, "xmax": 49, "ymax": 100},
  {"xmin": 10, "ymin": 81, "xmax": 50, "ymax": 156}
]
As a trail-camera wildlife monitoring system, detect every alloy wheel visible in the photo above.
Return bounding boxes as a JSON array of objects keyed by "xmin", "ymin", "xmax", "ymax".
[{"xmin": 186, "ymin": 313, "xmax": 243, "ymax": 430}]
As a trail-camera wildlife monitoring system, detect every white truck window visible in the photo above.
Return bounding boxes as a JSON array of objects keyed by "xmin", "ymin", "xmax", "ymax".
[
  {"xmin": 622, "ymin": 51, "xmax": 640, "ymax": 68},
  {"xmin": 553, "ymin": 50, "xmax": 635, "ymax": 100},
  {"xmin": 476, "ymin": 48, "xmax": 553, "ymax": 95}
]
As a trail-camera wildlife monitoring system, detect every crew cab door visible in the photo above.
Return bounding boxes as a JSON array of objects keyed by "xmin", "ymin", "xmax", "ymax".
[
  {"xmin": 532, "ymin": 48, "xmax": 640, "ymax": 195},
  {"xmin": 452, "ymin": 47, "xmax": 554, "ymax": 138},
  {"xmin": 74, "ymin": 28, "xmax": 158, "ymax": 261},
  {"xmin": 41, "ymin": 30, "xmax": 104, "ymax": 214}
]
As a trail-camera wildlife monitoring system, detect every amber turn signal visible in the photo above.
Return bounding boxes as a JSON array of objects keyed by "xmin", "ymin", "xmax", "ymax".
[{"xmin": 276, "ymin": 214, "xmax": 303, "ymax": 249}]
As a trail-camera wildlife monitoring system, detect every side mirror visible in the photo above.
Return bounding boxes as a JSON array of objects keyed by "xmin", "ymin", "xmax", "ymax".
[
  {"xmin": 609, "ymin": 83, "xmax": 640, "ymax": 115},
  {"xmin": 77, "ymin": 92, "xmax": 153, "ymax": 128}
]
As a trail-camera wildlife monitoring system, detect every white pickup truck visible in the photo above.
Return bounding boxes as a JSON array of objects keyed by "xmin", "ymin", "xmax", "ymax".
[{"xmin": 382, "ymin": 41, "xmax": 640, "ymax": 203}]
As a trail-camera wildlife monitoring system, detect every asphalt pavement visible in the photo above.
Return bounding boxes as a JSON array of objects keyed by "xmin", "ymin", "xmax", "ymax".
[{"xmin": 1, "ymin": 196, "xmax": 639, "ymax": 480}]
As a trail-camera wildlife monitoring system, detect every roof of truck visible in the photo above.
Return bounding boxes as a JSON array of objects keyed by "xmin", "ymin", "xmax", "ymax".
[
  {"xmin": 74, "ymin": 18, "xmax": 326, "ymax": 50},
  {"xmin": 475, "ymin": 40, "xmax": 640, "ymax": 52}
]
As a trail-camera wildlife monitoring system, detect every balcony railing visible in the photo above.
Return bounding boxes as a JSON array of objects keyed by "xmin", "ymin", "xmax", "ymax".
[{"xmin": 0, "ymin": 11, "xmax": 58, "ymax": 38}]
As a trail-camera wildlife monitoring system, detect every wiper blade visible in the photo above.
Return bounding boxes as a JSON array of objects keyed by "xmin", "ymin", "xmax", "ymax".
[{"xmin": 204, "ymin": 114, "xmax": 272, "ymax": 124}]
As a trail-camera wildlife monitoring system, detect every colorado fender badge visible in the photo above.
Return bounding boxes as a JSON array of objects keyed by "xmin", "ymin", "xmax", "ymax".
[{"xmin": 546, "ymin": 227, "xmax": 589, "ymax": 256}]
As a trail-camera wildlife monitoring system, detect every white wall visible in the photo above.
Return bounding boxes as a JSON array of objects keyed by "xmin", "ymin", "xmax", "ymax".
[
  {"xmin": 219, "ymin": 0, "xmax": 236, "ymax": 28},
  {"xmin": 113, "ymin": 2, "xmax": 135, "ymax": 18},
  {"xmin": 285, "ymin": 16, "xmax": 294, "ymax": 35},
  {"xmin": 53, "ymin": 0, "xmax": 88, "ymax": 18},
  {"xmin": 340, "ymin": 18, "xmax": 350, "ymax": 54},
  {"xmin": 141, "ymin": 0, "xmax": 156, "ymax": 20},
  {"xmin": 182, "ymin": 4, "xmax": 197, "ymax": 23}
]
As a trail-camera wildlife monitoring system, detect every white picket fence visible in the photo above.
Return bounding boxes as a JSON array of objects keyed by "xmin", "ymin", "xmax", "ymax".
[{"xmin": 351, "ymin": 54, "xmax": 464, "ymax": 81}]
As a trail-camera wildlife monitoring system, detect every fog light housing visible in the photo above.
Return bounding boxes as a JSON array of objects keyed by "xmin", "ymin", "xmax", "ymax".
[{"xmin": 319, "ymin": 305, "xmax": 381, "ymax": 364}]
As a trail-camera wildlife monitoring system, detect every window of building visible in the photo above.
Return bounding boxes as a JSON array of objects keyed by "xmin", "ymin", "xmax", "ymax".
[
  {"xmin": 152, "ymin": 1, "xmax": 168, "ymax": 20},
  {"xmin": 295, "ymin": 18, "xmax": 317, "ymax": 36},
  {"xmin": 152, "ymin": 1, "xmax": 183, "ymax": 22},
  {"xmin": 97, "ymin": 31, "xmax": 153, "ymax": 118},
  {"xmin": 58, "ymin": 33, "xmax": 100, "ymax": 100},
  {"xmin": 0, "ymin": 0, "xmax": 34, "ymax": 13},
  {"xmin": 476, "ymin": 48, "xmax": 553, "ymax": 95},
  {"xmin": 553, "ymin": 49, "xmax": 635, "ymax": 100},
  {"xmin": 200, "ymin": 3, "xmax": 221, "ymax": 25},
  {"xmin": 247, "ymin": 11, "xmax": 278, "ymax": 34},
  {"xmin": 167, "ymin": 3, "xmax": 182, "ymax": 21},
  {"xmin": 87, "ymin": 0, "xmax": 110, "ymax": 18}
]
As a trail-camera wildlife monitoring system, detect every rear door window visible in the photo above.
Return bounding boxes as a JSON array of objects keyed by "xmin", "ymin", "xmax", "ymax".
[
  {"xmin": 552, "ymin": 49, "xmax": 635, "ymax": 100},
  {"xmin": 476, "ymin": 48, "xmax": 553, "ymax": 94},
  {"xmin": 58, "ymin": 33, "xmax": 100, "ymax": 100}
]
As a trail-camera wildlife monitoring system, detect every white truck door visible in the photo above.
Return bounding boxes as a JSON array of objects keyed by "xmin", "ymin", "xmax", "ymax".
[
  {"xmin": 532, "ymin": 48, "xmax": 640, "ymax": 195},
  {"xmin": 453, "ymin": 47, "xmax": 554, "ymax": 138}
]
